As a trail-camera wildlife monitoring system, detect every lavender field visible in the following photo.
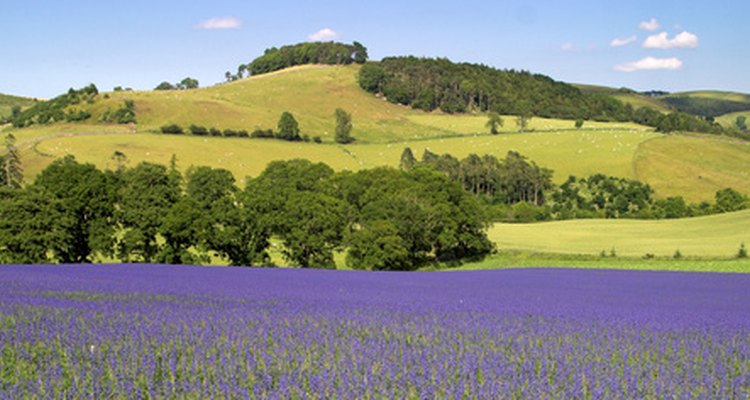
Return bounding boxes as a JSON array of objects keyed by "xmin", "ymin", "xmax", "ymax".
[{"xmin": 0, "ymin": 265, "xmax": 749, "ymax": 399}]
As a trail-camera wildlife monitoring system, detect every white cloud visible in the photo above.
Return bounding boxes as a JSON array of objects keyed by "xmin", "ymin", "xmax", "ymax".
[
  {"xmin": 610, "ymin": 36, "xmax": 637, "ymax": 47},
  {"xmin": 639, "ymin": 18, "xmax": 661, "ymax": 31},
  {"xmin": 615, "ymin": 57, "xmax": 684, "ymax": 72},
  {"xmin": 561, "ymin": 42, "xmax": 576, "ymax": 51},
  {"xmin": 643, "ymin": 31, "xmax": 699, "ymax": 49},
  {"xmin": 195, "ymin": 17, "xmax": 242, "ymax": 30},
  {"xmin": 308, "ymin": 28, "xmax": 339, "ymax": 41}
]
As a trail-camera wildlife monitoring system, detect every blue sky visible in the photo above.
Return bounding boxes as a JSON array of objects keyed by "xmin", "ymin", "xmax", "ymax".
[{"xmin": 3, "ymin": 0, "xmax": 749, "ymax": 98}]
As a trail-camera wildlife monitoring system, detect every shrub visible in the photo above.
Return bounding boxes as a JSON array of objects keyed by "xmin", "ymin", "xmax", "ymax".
[
  {"xmin": 160, "ymin": 124, "xmax": 183, "ymax": 134},
  {"xmin": 251, "ymin": 129, "xmax": 274, "ymax": 138},
  {"xmin": 739, "ymin": 243, "xmax": 748, "ymax": 259},
  {"xmin": 209, "ymin": 128, "xmax": 222, "ymax": 137},
  {"xmin": 189, "ymin": 125, "xmax": 209, "ymax": 136}
]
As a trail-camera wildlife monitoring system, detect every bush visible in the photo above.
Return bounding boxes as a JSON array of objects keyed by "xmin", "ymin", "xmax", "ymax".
[
  {"xmin": 251, "ymin": 129, "xmax": 275, "ymax": 138},
  {"xmin": 673, "ymin": 249, "xmax": 683, "ymax": 259},
  {"xmin": 160, "ymin": 124, "xmax": 183, "ymax": 134},
  {"xmin": 739, "ymin": 243, "xmax": 748, "ymax": 259},
  {"xmin": 189, "ymin": 125, "xmax": 209, "ymax": 136},
  {"xmin": 209, "ymin": 128, "xmax": 222, "ymax": 137},
  {"xmin": 313, "ymin": 136, "xmax": 323, "ymax": 143}
]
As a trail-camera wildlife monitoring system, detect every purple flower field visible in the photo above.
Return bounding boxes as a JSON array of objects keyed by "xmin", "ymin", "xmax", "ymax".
[{"xmin": 0, "ymin": 265, "xmax": 748, "ymax": 399}]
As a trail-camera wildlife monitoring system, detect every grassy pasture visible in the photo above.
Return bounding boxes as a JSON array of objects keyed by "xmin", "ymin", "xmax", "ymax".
[
  {"xmin": 91, "ymin": 65, "xmax": 468, "ymax": 143},
  {"xmin": 716, "ymin": 110, "xmax": 750, "ymax": 128},
  {"xmin": 634, "ymin": 134, "xmax": 750, "ymax": 202},
  {"xmin": 22, "ymin": 129, "xmax": 660, "ymax": 185},
  {"xmin": 486, "ymin": 209, "xmax": 750, "ymax": 258}
]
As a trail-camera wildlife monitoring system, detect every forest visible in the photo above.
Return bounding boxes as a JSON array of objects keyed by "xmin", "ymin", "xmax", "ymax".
[{"xmin": 358, "ymin": 57, "xmax": 735, "ymax": 137}]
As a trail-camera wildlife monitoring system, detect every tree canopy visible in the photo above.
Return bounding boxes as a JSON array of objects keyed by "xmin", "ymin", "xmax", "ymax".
[{"xmin": 246, "ymin": 41, "xmax": 368, "ymax": 76}]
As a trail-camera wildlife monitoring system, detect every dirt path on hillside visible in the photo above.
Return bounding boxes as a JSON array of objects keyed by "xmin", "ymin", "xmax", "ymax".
[{"xmin": 15, "ymin": 126, "xmax": 136, "ymax": 157}]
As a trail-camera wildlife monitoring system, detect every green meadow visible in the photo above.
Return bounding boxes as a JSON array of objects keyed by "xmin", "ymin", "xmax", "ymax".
[
  {"xmin": 634, "ymin": 134, "xmax": 750, "ymax": 202},
  {"xmin": 21, "ymin": 129, "xmax": 658, "ymax": 186},
  {"xmin": 487, "ymin": 209, "xmax": 750, "ymax": 258}
]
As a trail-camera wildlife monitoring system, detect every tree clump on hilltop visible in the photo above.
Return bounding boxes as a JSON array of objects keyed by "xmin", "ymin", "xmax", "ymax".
[{"xmin": 238, "ymin": 41, "xmax": 368, "ymax": 78}]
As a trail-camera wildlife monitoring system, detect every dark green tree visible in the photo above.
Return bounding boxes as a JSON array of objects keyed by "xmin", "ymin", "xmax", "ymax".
[
  {"xmin": 0, "ymin": 187, "xmax": 75, "ymax": 263},
  {"xmin": 2, "ymin": 134, "xmax": 23, "ymax": 189},
  {"xmin": 346, "ymin": 220, "xmax": 410, "ymax": 271},
  {"xmin": 32, "ymin": 156, "xmax": 116, "ymax": 262},
  {"xmin": 715, "ymin": 188, "xmax": 748, "ymax": 213},
  {"xmin": 486, "ymin": 112, "xmax": 504, "ymax": 134},
  {"xmin": 178, "ymin": 77, "xmax": 199, "ymax": 90},
  {"xmin": 575, "ymin": 119, "xmax": 585, "ymax": 129},
  {"xmin": 352, "ymin": 41, "xmax": 369, "ymax": 64},
  {"xmin": 116, "ymin": 162, "xmax": 180, "ymax": 262},
  {"xmin": 515, "ymin": 104, "xmax": 532, "ymax": 132},
  {"xmin": 334, "ymin": 108, "xmax": 354, "ymax": 144},
  {"xmin": 399, "ymin": 147, "xmax": 417, "ymax": 171},
  {"xmin": 276, "ymin": 112, "xmax": 301, "ymax": 141},
  {"xmin": 278, "ymin": 191, "xmax": 346, "ymax": 268},
  {"xmin": 736, "ymin": 116, "xmax": 748, "ymax": 131},
  {"xmin": 154, "ymin": 81, "xmax": 175, "ymax": 91}
]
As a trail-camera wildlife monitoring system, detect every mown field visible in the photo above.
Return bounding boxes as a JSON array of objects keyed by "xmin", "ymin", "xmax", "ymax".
[
  {"xmin": 634, "ymin": 134, "xmax": 750, "ymax": 201},
  {"xmin": 17, "ymin": 128, "xmax": 657, "ymax": 185},
  {"xmin": 486, "ymin": 209, "xmax": 750, "ymax": 259}
]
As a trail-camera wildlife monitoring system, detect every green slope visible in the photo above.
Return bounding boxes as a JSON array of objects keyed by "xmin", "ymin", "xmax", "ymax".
[
  {"xmin": 575, "ymin": 84, "xmax": 672, "ymax": 113},
  {"xmin": 0, "ymin": 93, "xmax": 35, "ymax": 120},
  {"xmin": 659, "ymin": 91, "xmax": 750, "ymax": 117},
  {"xmin": 634, "ymin": 134, "xmax": 750, "ymax": 202},
  {"xmin": 87, "ymin": 65, "xmax": 647, "ymax": 144},
  {"xmin": 487, "ymin": 209, "xmax": 750, "ymax": 258},
  {"xmin": 20, "ymin": 129, "xmax": 658, "ymax": 186}
]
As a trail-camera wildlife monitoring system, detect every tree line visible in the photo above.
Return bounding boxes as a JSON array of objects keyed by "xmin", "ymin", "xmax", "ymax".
[
  {"xmin": 160, "ymin": 109, "xmax": 355, "ymax": 144},
  {"xmin": 401, "ymin": 148, "xmax": 750, "ymax": 222},
  {"xmin": 358, "ymin": 57, "xmax": 739, "ymax": 138},
  {"xmin": 0, "ymin": 155, "xmax": 492, "ymax": 269},
  {"xmin": 233, "ymin": 41, "xmax": 368, "ymax": 79}
]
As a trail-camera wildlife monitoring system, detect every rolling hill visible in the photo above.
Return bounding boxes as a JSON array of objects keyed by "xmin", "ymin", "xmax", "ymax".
[
  {"xmin": 659, "ymin": 91, "xmax": 750, "ymax": 117},
  {"xmin": 575, "ymin": 84, "xmax": 673, "ymax": 113},
  {"xmin": 3, "ymin": 64, "xmax": 750, "ymax": 203}
]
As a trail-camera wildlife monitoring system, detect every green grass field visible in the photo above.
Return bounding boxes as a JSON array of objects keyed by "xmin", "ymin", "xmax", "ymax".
[
  {"xmin": 716, "ymin": 110, "xmax": 750, "ymax": 128},
  {"xmin": 487, "ymin": 209, "xmax": 750, "ymax": 258},
  {"xmin": 443, "ymin": 251, "xmax": 750, "ymax": 273},
  {"xmin": 20, "ymin": 129, "xmax": 659, "ymax": 185},
  {"xmin": 634, "ymin": 134, "xmax": 750, "ymax": 201}
]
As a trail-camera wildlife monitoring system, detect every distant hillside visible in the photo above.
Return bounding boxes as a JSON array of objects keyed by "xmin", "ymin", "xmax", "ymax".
[
  {"xmin": 575, "ymin": 84, "xmax": 672, "ymax": 113},
  {"xmin": 660, "ymin": 91, "xmax": 750, "ymax": 118},
  {"xmin": 0, "ymin": 93, "xmax": 35, "ymax": 120}
]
